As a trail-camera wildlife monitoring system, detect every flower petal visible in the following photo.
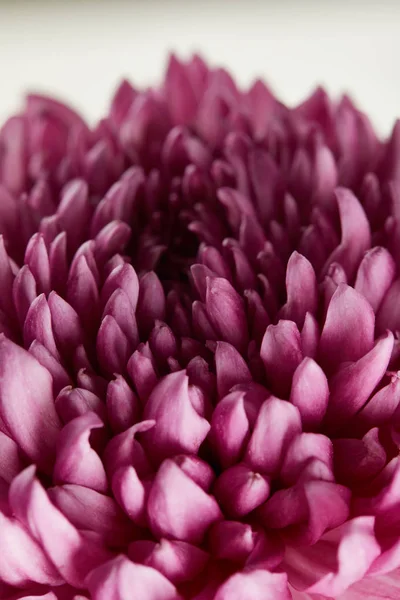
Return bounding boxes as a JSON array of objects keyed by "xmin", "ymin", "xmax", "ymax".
[{"xmin": 214, "ymin": 569, "xmax": 291, "ymax": 600}]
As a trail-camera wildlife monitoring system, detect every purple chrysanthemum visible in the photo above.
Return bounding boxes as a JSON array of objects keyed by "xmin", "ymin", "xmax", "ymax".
[{"xmin": 1, "ymin": 54, "xmax": 400, "ymax": 599}]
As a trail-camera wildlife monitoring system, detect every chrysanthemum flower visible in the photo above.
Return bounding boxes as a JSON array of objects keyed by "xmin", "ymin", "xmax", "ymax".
[{"xmin": 1, "ymin": 54, "xmax": 400, "ymax": 599}]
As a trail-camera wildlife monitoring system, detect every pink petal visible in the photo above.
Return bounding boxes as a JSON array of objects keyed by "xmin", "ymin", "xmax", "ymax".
[
  {"xmin": 149, "ymin": 321, "xmax": 178, "ymax": 365},
  {"xmin": 319, "ymin": 284, "xmax": 375, "ymax": 373},
  {"xmin": 86, "ymin": 555, "xmax": 181, "ymax": 600},
  {"xmin": 376, "ymin": 278, "xmax": 400, "ymax": 334},
  {"xmin": 9, "ymin": 467, "xmax": 111, "ymax": 588},
  {"xmin": 165, "ymin": 55, "xmax": 197, "ymax": 125},
  {"xmin": 128, "ymin": 538, "xmax": 208, "ymax": 584},
  {"xmin": 55, "ymin": 387, "xmax": 107, "ymax": 424},
  {"xmin": 170, "ymin": 454, "xmax": 215, "ymax": 492},
  {"xmin": 48, "ymin": 292, "xmax": 84, "ymax": 360},
  {"xmin": 23, "ymin": 293, "xmax": 59, "ymax": 359},
  {"xmin": 101, "ymin": 263, "xmax": 139, "ymax": 312},
  {"xmin": 355, "ymin": 247, "xmax": 396, "ymax": 313},
  {"xmin": 147, "ymin": 459, "xmax": 222, "ymax": 543},
  {"xmin": 24, "ymin": 233, "xmax": 51, "ymax": 295},
  {"xmin": 209, "ymin": 390, "xmax": 250, "ymax": 468},
  {"xmin": 287, "ymin": 517, "xmax": 380, "ymax": 597},
  {"xmin": 215, "ymin": 341, "xmax": 252, "ymax": 398},
  {"xmin": 103, "ymin": 288, "xmax": 139, "ymax": 349},
  {"xmin": 127, "ymin": 343, "xmax": 159, "ymax": 403},
  {"xmin": 214, "ymin": 463, "xmax": 270, "ymax": 517},
  {"xmin": 67, "ymin": 255, "xmax": 99, "ymax": 334},
  {"xmin": 289, "ymin": 358, "xmax": 329, "ymax": 429},
  {"xmin": 48, "ymin": 483, "xmax": 136, "ymax": 547},
  {"xmin": 205, "ymin": 276, "xmax": 248, "ymax": 353},
  {"xmin": 142, "ymin": 371, "xmax": 210, "ymax": 463},
  {"xmin": 355, "ymin": 372, "xmax": 400, "ymax": 430},
  {"xmin": 53, "ymin": 412, "xmax": 108, "ymax": 492},
  {"xmin": 49, "ymin": 232, "xmax": 68, "ymax": 296},
  {"xmin": 0, "ymin": 510, "xmax": 63, "ymax": 587},
  {"xmin": 214, "ymin": 569, "xmax": 291, "ymax": 600},
  {"xmin": 106, "ymin": 375, "xmax": 141, "ymax": 434},
  {"xmin": 280, "ymin": 252, "xmax": 318, "ymax": 328},
  {"xmin": 208, "ymin": 520, "xmax": 256, "ymax": 563},
  {"xmin": 29, "ymin": 340, "xmax": 71, "ymax": 395},
  {"xmin": 333, "ymin": 428, "xmax": 386, "ymax": 485},
  {"xmin": 136, "ymin": 272, "xmax": 166, "ymax": 337},
  {"xmin": 111, "ymin": 465, "xmax": 148, "ymax": 526},
  {"xmin": 0, "ymin": 337, "xmax": 61, "ymax": 473},
  {"xmin": 245, "ymin": 397, "xmax": 302, "ymax": 474},
  {"xmin": 0, "ymin": 431, "xmax": 23, "ymax": 483},
  {"xmin": 96, "ymin": 315, "xmax": 131, "ymax": 375},
  {"xmin": 281, "ymin": 433, "xmax": 333, "ymax": 486},
  {"xmin": 322, "ymin": 188, "xmax": 371, "ymax": 280},
  {"xmin": 261, "ymin": 320, "xmax": 303, "ymax": 397},
  {"xmin": 0, "ymin": 235, "xmax": 16, "ymax": 318},
  {"xmin": 103, "ymin": 420, "xmax": 155, "ymax": 480},
  {"xmin": 325, "ymin": 331, "xmax": 394, "ymax": 426}
]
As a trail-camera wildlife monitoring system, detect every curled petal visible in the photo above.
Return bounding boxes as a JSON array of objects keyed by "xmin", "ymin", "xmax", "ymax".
[
  {"xmin": 111, "ymin": 465, "xmax": 148, "ymax": 526},
  {"xmin": 136, "ymin": 271, "xmax": 166, "ymax": 337},
  {"xmin": 48, "ymin": 483, "xmax": 136, "ymax": 547},
  {"xmin": 355, "ymin": 372, "xmax": 400, "ymax": 430},
  {"xmin": 53, "ymin": 412, "xmax": 108, "ymax": 492},
  {"xmin": 289, "ymin": 358, "xmax": 329, "ymax": 429},
  {"xmin": 103, "ymin": 420, "xmax": 155, "ymax": 480},
  {"xmin": 106, "ymin": 375, "xmax": 141, "ymax": 434},
  {"xmin": 205, "ymin": 276, "xmax": 248, "ymax": 353},
  {"xmin": 214, "ymin": 463, "xmax": 270, "ymax": 517},
  {"xmin": 24, "ymin": 232, "xmax": 51, "ymax": 295},
  {"xmin": 333, "ymin": 428, "xmax": 386, "ymax": 485},
  {"xmin": 209, "ymin": 390, "xmax": 250, "ymax": 469},
  {"xmin": 29, "ymin": 340, "xmax": 71, "ymax": 395},
  {"xmin": 147, "ymin": 459, "xmax": 222, "ymax": 543},
  {"xmin": 319, "ymin": 284, "xmax": 375, "ymax": 373},
  {"xmin": 215, "ymin": 341, "xmax": 252, "ymax": 398},
  {"xmin": 55, "ymin": 386, "xmax": 107, "ymax": 424},
  {"xmin": 355, "ymin": 246, "xmax": 396, "ymax": 313},
  {"xmin": 142, "ymin": 371, "xmax": 210, "ymax": 463},
  {"xmin": 57, "ymin": 179, "xmax": 90, "ymax": 251},
  {"xmin": 48, "ymin": 291, "xmax": 84, "ymax": 360},
  {"xmin": 24, "ymin": 293, "xmax": 59, "ymax": 359},
  {"xmin": 280, "ymin": 252, "xmax": 318, "ymax": 327},
  {"xmin": 214, "ymin": 569, "xmax": 291, "ymax": 600},
  {"xmin": 9, "ymin": 466, "xmax": 111, "ymax": 588},
  {"xmin": 171, "ymin": 454, "xmax": 215, "ymax": 492},
  {"xmin": 245, "ymin": 397, "xmax": 302, "ymax": 475},
  {"xmin": 0, "ymin": 337, "xmax": 61, "ymax": 473},
  {"xmin": 97, "ymin": 315, "xmax": 131, "ymax": 375},
  {"xmin": 101, "ymin": 263, "xmax": 139, "ymax": 312},
  {"xmin": 325, "ymin": 331, "xmax": 394, "ymax": 426},
  {"xmin": 104, "ymin": 289, "xmax": 139, "ymax": 349},
  {"xmin": 280, "ymin": 433, "xmax": 333, "ymax": 486},
  {"xmin": 86, "ymin": 555, "xmax": 181, "ymax": 600},
  {"xmin": 67, "ymin": 255, "xmax": 100, "ymax": 333},
  {"xmin": 261, "ymin": 320, "xmax": 303, "ymax": 397},
  {"xmin": 128, "ymin": 538, "xmax": 208, "ymax": 584},
  {"xmin": 13, "ymin": 265, "xmax": 37, "ymax": 328},
  {"xmin": 127, "ymin": 343, "xmax": 159, "ymax": 402}
]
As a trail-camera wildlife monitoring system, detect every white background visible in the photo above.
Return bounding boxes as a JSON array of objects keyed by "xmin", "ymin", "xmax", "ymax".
[{"xmin": 0, "ymin": 0, "xmax": 398, "ymax": 136}]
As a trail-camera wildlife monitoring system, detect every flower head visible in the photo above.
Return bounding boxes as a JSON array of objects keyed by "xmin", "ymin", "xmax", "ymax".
[{"xmin": 0, "ymin": 54, "xmax": 400, "ymax": 599}]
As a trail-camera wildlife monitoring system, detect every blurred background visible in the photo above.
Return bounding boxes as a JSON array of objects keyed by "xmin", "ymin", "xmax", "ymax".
[{"xmin": 0, "ymin": 0, "xmax": 398, "ymax": 136}]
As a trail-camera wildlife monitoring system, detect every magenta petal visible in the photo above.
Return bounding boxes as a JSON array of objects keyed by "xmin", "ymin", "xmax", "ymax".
[
  {"xmin": 280, "ymin": 433, "xmax": 333, "ymax": 486},
  {"xmin": 48, "ymin": 292, "xmax": 84, "ymax": 360},
  {"xmin": 9, "ymin": 467, "xmax": 111, "ymax": 588},
  {"xmin": 128, "ymin": 538, "xmax": 208, "ymax": 584},
  {"xmin": 322, "ymin": 188, "xmax": 371, "ymax": 280},
  {"xmin": 319, "ymin": 284, "xmax": 375, "ymax": 372},
  {"xmin": 0, "ymin": 431, "xmax": 23, "ymax": 483},
  {"xmin": 355, "ymin": 372, "xmax": 400, "ymax": 430},
  {"xmin": 111, "ymin": 465, "xmax": 148, "ymax": 526},
  {"xmin": 165, "ymin": 55, "xmax": 197, "ymax": 126},
  {"xmin": 147, "ymin": 459, "xmax": 222, "ymax": 543},
  {"xmin": 86, "ymin": 555, "xmax": 181, "ymax": 600},
  {"xmin": 103, "ymin": 288, "xmax": 139, "ymax": 349},
  {"xmin": 355, "ymin": 246, "xmax": 396, "ymax": 313},
  {"xmin": 288, "ymin": 517, "xmax": 381, "ymax": 597},
  {"xmin": 214, "ymin": 569, "xmax": 291, "ymax": 600},
  {"xmin": 53, "ymin": 412, "xmax": 108, "ymax": 492},
  {"xmin": 24, "ymin": 233, "xmax": 51, "ymax": 295},
  {"xmin": 171, "ymin": 454, "xmax": 215, "ymax": 492},
  {"xmin": 280, "ymin": 252, "xmax": 318, "ymax": 327},
  {"xmin": 333, "ymin": 428, "xmax": 386, "ymax": 485},
  {"xmin": 215, "ymin": 341, "xmax": 252, "ymax": 398},
  {"xmin": 96, "ymin": 315, "xmax": 131, "ymax": 375},
  {"xmin": 325, "ymin": 331, "xmax": 394, "ymax": 426},
  {"xmin": 208, "ymin": 520, "xmax": 256, "ymax": 563},
  {"xmin": 290, "ymin": 358, "xmax": 329, "ymax": 429},
  {"xmin": 0, "ymin": 337, "xmax": 61, "ymax": 472},
  {"xmin": 0, "ymin": 510, "xmax": 63, "ymax": 587},
  {"xmin": 103, "ymin": 420, "xmax": 155, "ymax": 480},
  {"xmin": 101, "ymin": 263, "xmax": 139, "ymax": 312},
  {"xmin": 55, "ymin": 386, "xmax": 107, "ymax": 424},
  {"xmin": 48, "ymin": 483, "xmax": 136, "ymax": 547},
  {"xmin": 205, "ymin": 276, "xmax": 248, "ymax": 353},
  {"xmin": 301, "ymin": 312, "xmax": 319, "ymax": 359},
  {"xmin": 376, "ymin": 278, "xmax": 400, "ymax": 334},
  {"xmin": 127, "ymin": 343, "xmax": 159, "ymax": 403},
  {"xmin": 209, "ymin": 390, "xmax": 250, "ymax": 468},
  {"xmin": 106, "ymin": 375, "xmax": 141, "ymax": 434},
  {"xmin": 67, "ymin": 255, "xmax": 99, "ymax": 333},
  {"xmin": 57, "ymin": 180, "xmax": 90, "ymax": 252},
  {"xmin": 29, "ymin": 340, "xmax": 71, "ymax": 395},
  {"xmin": 214, "ymin": 463, "xmax": 270, "ymax": 517},
  {"xmin": 142, "ymin": 371, "xmax": 210, "ymax": 463},
  {"xmin": 24, "ymin": 293, "xmax": 59, "ymax": 359},
  {"xmin": 245, "ymin": 397, "xmax": 302, "ymax": 474},
  {"xmin": 261, "ymin": 320, "xmax": 303, "ymax": 397},
  {"xmin": 136, "ymin": 271, "xmax": 166, "ymax": 337}
]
